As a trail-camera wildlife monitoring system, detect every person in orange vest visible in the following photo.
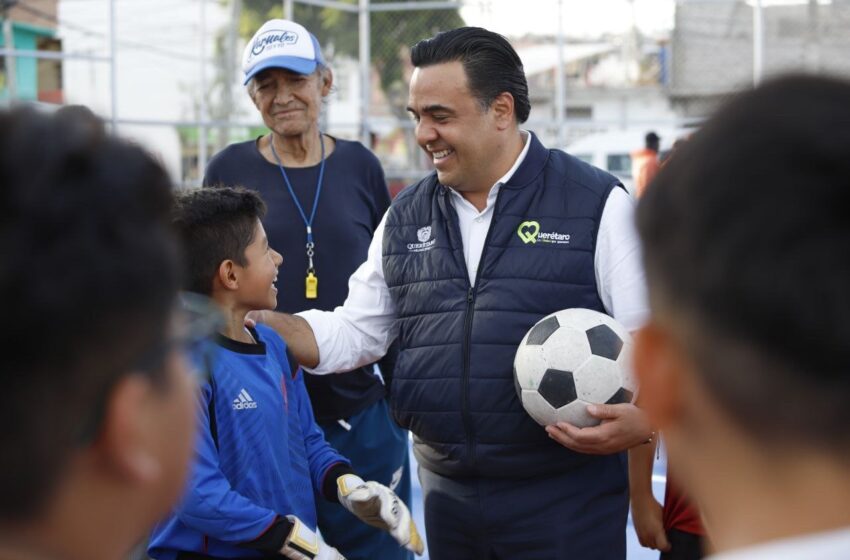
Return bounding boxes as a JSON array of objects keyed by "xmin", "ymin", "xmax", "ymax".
[{"xmin": 632, "ymin": 131, "xmax": 661, "ymax": 197}]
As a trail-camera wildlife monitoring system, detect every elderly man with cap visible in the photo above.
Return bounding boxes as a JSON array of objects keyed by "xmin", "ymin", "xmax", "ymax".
[{"xmin": 201, "ymin": 19, "xmax": 413, "ymax": 560}]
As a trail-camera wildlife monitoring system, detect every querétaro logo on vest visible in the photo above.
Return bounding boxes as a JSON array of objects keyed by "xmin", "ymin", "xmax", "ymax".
[
  {"xmin": 517, "ymin": 220, "xmax": 571, "ymax": 245},
  {"xmin": 407, "ymin": 226, "xmax": 436, "ymax": 252}
]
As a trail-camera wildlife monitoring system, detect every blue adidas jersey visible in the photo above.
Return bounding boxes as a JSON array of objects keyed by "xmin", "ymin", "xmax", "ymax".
[{"xmin": 148, "ymin": 324, "xmax": 349, "ymax": 559}]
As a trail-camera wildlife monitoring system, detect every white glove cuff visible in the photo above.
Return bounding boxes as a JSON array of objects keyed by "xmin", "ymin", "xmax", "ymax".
[
  {"xmin": 281, "ymin": 515, "xmax": 320, "ymax": 560},
  {"xmin": 336, "ymin": 474, "xmax": 367, "ymax": 501}
]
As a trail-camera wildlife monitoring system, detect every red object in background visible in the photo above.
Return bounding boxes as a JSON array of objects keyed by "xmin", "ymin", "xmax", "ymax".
[
  {"xmin": 38, "ymin": 89, "xmax": 64, "ymax": 104},
  {"xmin": 663, "ymin": 470, "xmax": 705, "ymax": 536},
  {"xmin": 388, "ymin": 179, "xmax": 407, "ymax": 199}
]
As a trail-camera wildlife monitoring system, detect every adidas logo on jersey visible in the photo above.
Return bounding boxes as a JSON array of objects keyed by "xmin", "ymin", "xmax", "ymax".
[{"xmin": 232, "ymin": 389, "xmax": 258, "ymax": 410}]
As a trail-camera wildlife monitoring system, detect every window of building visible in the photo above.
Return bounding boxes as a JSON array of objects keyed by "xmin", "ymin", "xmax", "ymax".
[
  {"xmin": 607, "ymin": 153, "xmax": 632, "ymax": 177},
  {"xmin": 566, "ymin": 106, "xmax": 593, "ymax": 120},
  {"xmin": 37, "ymin": 36, "xmax": 63, "ymax": 103}
]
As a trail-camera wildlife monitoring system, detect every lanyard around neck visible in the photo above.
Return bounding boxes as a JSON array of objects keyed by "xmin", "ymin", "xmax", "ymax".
[{"xmin": 269, "ymin": 132, "xmax": 326, "ymax": 246}]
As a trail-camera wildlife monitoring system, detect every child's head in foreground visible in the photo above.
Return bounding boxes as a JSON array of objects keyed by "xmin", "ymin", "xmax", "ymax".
[
  {"xmin": 634, "ymin": 74, "xmax": 850, "ymax": 495},
  {"xmin": 173, "ymin": 187, "xmax": 282, "ymax": 312},
  {"xmin": 1, "ymin": 106, "xmax": 195, "ymax": 550}
]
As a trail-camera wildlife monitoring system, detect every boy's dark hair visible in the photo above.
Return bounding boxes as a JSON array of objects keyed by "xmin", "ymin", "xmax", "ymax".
[
  {"xmin": 411, "ymin": 27, "xmax": 531, "ymax": 123},
  {"xmin": 172, "ymin": 187, "xmax": 267, "ymax": 295},
  {"xmin": 637, "ymin": 74, "xmax": 850, "ymax": 453},
  {"xmin": 0, "ymin": 107, "xmax": 179, "ymax": 520}
]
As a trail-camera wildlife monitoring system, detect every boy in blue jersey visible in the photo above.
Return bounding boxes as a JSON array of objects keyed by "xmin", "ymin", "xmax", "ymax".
[{"xmin": 149, "ymin": 187, "xmax": 423, "ymax": 560}]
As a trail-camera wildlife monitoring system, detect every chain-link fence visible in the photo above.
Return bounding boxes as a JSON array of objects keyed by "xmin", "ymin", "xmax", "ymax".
[
  {"xmin": 3, "ymin": 0, "xmax": 850, "ymax": 190},
  {"xmin": 4, "ymin": 3, "xmax": 850, "ymax": 560}
]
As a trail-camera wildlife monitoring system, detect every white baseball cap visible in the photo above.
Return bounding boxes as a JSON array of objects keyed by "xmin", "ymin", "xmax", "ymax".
[{"xmin": 242, "ymin": 19, "xmax": 326, "ymax": 85}]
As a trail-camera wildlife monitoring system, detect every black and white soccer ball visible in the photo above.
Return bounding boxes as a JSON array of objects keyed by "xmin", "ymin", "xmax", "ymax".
[{"xmin": 514, "ymin": 308, "xmax": 636, "ymax": 428}]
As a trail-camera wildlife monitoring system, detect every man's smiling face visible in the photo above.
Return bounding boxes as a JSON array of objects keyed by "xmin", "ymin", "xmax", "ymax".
[{"xmin": 407, "ymin": 61, "xmax": 504, "ymax": 195}]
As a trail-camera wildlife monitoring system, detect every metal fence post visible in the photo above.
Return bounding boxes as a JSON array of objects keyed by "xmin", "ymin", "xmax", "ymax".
[
  {"xmin": 753, "ymin": 0, "xmax": 764, "ymax": 85},
  {"xmin": 199, "ymin": 0, "xmax": 208, "ymax": 184},
  {"xmin": 359, "ymin": 0, "xmax": 371, "ymax": 147},
  {"xmin": 2, "ymin": 1, "xmax": 17, "ymax": 102},
  {"xmin": 109, "ymin": 0, "xmax": 118, "ymax": 131},
  {"xmin": 555, "ymin": 0, "xmax": 565, "ymax": 148}
]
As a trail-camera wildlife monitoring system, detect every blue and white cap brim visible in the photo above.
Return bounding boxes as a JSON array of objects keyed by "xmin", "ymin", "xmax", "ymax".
[{"xmin": 243, "ymin": 56, "xmax": 317, "ymax": 85}]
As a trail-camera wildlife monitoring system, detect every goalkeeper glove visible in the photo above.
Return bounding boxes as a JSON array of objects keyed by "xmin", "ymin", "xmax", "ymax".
[
  {"xmin": 336, "ymin": 474, "xmax": 424, "ymax": 555},
  {"xmin": 280, "ymin": 515, "xmax": 346, "ymax": 560}
]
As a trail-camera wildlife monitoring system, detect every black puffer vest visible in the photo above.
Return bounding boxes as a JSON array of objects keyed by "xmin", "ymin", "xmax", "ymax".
[{"xmin": 383, "ymin": 133, "xmax": 623, "ymax": 477}]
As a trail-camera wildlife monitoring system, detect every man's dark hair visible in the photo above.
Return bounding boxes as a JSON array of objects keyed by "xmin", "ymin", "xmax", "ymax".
[
  {"xmin": 411, "ymin": 27, "xmax": 531, "ymax": 123},
  {"xmin": 645, "ymin": 131, "xmax": 660, "ymax": 151},
  {"xmin": 0, "ymin": 107, "xmax": 180, "ymax": 520},
  {"xmin": 172, "ymin": 187, "xmax": 267, "ymax": 295},
  {"xmin": 637, "ymin": 74, "xmax": 850, "ymax": 453}
]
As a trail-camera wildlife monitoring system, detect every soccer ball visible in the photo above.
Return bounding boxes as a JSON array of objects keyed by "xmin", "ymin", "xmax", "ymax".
[{"xmin": 514, "ymin": 308, "xmax": 636, "ymax": 428}]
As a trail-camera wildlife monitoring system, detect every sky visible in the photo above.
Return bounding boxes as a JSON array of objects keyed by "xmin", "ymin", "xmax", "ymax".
[{"xmin": 460, "ymin": 0, "xmax": 676, "ymax": 38}]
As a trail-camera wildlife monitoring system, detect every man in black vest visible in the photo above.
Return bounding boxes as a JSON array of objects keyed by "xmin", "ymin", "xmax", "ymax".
[{"xmin": 257, "ymin": 27, "xmax": 652, "ymax": 559}]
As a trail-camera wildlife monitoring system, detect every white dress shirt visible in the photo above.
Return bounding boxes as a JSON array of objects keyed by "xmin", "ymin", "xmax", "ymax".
[
  {"xmin": 300, "ymin": 132, "xmax": 649, "ymax": 374},
  {"xmin": 707, "ymin": 527, "xmax": 850, "ymax": 560}
]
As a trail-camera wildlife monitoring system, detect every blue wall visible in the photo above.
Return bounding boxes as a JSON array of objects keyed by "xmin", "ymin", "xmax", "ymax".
[{"xmin": 1, "ymin": 20, "xmax": 56, "ymax": 101}]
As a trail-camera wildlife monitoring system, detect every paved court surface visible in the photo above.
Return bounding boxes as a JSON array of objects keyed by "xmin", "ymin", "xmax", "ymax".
[
  {"xmin": 407, "ymin": 441, "xmax": 668, "ymax": 560},
  {"xmin": 130, "ymin": 440, "xmax": 668, "ymax": 560}
]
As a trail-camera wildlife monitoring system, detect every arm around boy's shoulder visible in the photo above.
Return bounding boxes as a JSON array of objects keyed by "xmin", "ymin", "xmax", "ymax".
[{"xmin": 250, "ymin": 310, "xmax": 321, "ymax": 369}]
